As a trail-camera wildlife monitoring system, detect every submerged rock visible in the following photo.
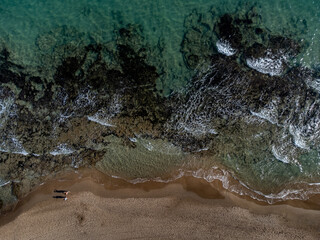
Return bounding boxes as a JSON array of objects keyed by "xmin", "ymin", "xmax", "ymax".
[
  {"xmin": 181, "ymin": 5, "xmax": 304, "ymax": 77},
  {"xmin": 169, "ymin": 5, "xmax": 318, "ymax": 190},
  {"xmin": 244, "ymin": 37, "xmax": 302, "ymax": 76},
  {"xmin": 167, "ymin": 48, "xmax": 320, "ymax": 191},
  {"xmin": 0, "ymin": 24, "xmax": 173, "ymax": 209},
  {"xmin": 181, "ymin": 9, "xmax": 218, "ymax": 69}
]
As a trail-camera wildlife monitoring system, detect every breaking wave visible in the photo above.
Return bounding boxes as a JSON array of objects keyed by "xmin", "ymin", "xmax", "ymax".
[
  {"xmin": 216, "ymin": 39, "xmax": 237, "ymax": 56},
  {"xmin": 246, "ymin": 50, "xmax": 288, "ymax": 76}
]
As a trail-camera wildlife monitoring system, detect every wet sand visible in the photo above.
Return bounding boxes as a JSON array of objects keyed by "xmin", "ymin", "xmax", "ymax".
[{"xmin": 0, "ymin": 168, "xmax": 319, "ymax": 240}]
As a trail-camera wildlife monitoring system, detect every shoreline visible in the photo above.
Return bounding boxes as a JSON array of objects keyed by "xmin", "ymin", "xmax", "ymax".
[
  {"xmin": 2, "ymin": 167, "xmax": 320, "ymax": 215},
  {"xmin": 0, "ymin": 168, "xmax": 319, "ymax": 239}
]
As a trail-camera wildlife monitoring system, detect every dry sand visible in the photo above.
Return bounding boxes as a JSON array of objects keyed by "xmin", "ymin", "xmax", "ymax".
[{"xmin": 0, "ymin": 169, "xmax": 319, "ymax": 240}]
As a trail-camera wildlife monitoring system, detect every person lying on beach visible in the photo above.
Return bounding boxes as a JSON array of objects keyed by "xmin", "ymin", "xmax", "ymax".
[
  {"xmin": 54, "ymin": 189, "xmax": 70, "ymax": 195},
  {"xmin": 52, "ymin": 196, "xmax": 68, "ymax": 200}
]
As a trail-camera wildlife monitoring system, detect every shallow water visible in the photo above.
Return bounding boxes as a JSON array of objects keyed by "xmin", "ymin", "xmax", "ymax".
[
  {"xmin": 0, "ymin": 0, "xmax": 320, "ymax": 207},
  {"xmin": 0, "ymin": 0, "xmax": 319, "ymax": 92}
]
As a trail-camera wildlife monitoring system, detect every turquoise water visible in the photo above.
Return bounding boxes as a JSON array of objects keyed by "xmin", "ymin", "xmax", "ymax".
[
  {"xmin": 0, "ymin": 0, "xmax": 320, "ymax": 93},
  {"xmin": 0, "ymin": 0, "xmax": 320, "ymax": 206}
]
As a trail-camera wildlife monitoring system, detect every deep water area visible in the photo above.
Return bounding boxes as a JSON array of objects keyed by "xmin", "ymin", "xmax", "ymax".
[{"xmin": 1, "ymin": 0, "xmax": 320, "ymax": 210}]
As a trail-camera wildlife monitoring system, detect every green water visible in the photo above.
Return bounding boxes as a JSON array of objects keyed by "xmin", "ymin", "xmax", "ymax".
[
  {"xmin": 1, "ymin": 0, "xmax": 320, "ymax": 93},
  {"xmin": 0, "ymin": 0, "xmax": 320, "ymax": 205}
]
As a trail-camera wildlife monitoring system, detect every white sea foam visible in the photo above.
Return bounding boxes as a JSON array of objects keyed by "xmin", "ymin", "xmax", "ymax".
[
  {"xmin": 50, "ymin": 143, "xmax": 74, "ymax": 156},
  {"xmin": 246, "ymin": 50, "xmax": 286, "ymax": 76},
  {"xmin": 250, "ymin": 99, "xmax": 280, "ymax": 125},
  {"xmin": 87, "ymin": 115, "xmax": 115, "ymax": 127},
  {"xmin": 0, "ymin": 96, "xmax": 15, "ymax": 127},
  {"xmin": 190, "ymin": 167, "xmax": 319, "ymax": 203},
  {"xmin": 174, "ymin": 115, "xmax": 217, "ymax": 138},
  {"xmin": 289, "ymin": 125, "xmax": 310, "ymax": 150},
  {"xmin": 287, "ymin": 97, "xmax": 320, "ymax": 150},
  {"xmin": 307, "ymin": 78, "xmax": 320, "ymax": 93},
  {"xmin": 191, "ymin": 167, "xmax": 231, "ymax": 189},
  {"xmin": 0, "ymin": 99, "xmax": 11, "ymax": 115},
  {"xmin": 176, "ymin": 120, "xmax": 217, "ymax": 137},
  {"xmin": 71, "ymin": 156, "xmax": 82, "ymax": 168},
  {"xmin": 0, "ymin": 137, "xmax": 29, "ymax": 155},
  {"xmin": 250, "ymin": 188, "xmax": 306, "ymax": 202},
  {"xmin": 250, "ymin": 111, "xmax": 277, "ymax": 125},
  {"xmin": 271, "ymin": 145, "xmax": 290, "ymax": 164},
  {"xmin": 58, "ymin": 111, "xmax": 74, "ymax": 123},
  {"xmin": 216, "ymin": 39, "xmax": 237, "ymax": 56},
  {"xmin": 135, "ymin": 137, "xmax": 183, "ymax": 155},
  {"xmin": 270, "ymin": 130, "xmax": 304, "ymax": 172},
  {"xmin": 75, "ymin": 88, "xmax": 96, "ymax": 109},
  {"xmin": 250, "ymin": 94, "xmax": 320, "ymax": 151},
  {"xmin": 55, "ymin": 88, "xmax": 94, "ymax": 125},
  {"xmin": 308, "ymin": 182, "xmax": 320, "ymax": 186},
  {"xmin": 55, "ymin": 88, "xmax": 68, "ymax": 106},
  {"xmin": 194, "ymin": 147, "xmax": 209, "ymax": 152},
  {"xmin": 130, "ymin": 167, "xmax": 320, "ymax": 204},
  {"xmin": 87, "ymin": 94, "xmax": 122, "ymax": 128},
  {"xmin": 246, "ymin": 57, "xmax": 283, "ymax": 76},
  {"xmin": 141, "ymin": 141, "xmax": 154, "ymax": 151},
  {"xmin": 113, "ymin": 165, "xmax": 320, "ymax": 203},
  {"xmin": 168, "ymin": 77, "xmax": 218, "ymax": 138},
  {"xmin": 129, "ymin": 137, "xmax": 137, "ymax": 142},
  {"xmin": 167, "ymin": 64, "xmax": 247, "ymax": 140},
  {"xmin": 0, "ymin": 179, "xmax": 10, "ymax": 187}
]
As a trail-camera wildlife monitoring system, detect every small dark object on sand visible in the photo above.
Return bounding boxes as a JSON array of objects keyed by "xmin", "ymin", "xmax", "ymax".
[
  {"xmin": 52, "ymin": 196, "xmax": 67, "ymax": 200},
  {"xmin": 54, "ymin": 189, "xmax": 70, "ymax": 195}
]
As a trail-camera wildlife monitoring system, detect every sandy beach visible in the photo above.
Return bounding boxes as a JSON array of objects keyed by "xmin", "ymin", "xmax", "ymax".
[{"xmin": 0, "ymin": 169, "xmax": 319, "ymax": 240}]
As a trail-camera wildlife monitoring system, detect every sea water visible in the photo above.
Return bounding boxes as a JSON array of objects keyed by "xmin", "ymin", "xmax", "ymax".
[
  {"xmin": 0, "ymin": 0, "xmax": 319, "ymax": 93},
  {"xmin": 0, "ymin": 0, "xmax": 320, "ymax": 206}
]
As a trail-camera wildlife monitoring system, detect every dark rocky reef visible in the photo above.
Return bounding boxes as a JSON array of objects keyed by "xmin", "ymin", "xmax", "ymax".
[
  {"xmin": 174, "ymin": 6, "xmax": 320, "ymax": 192},
  {"xmin": 181, "ymin": 6, "xmax": 304, "ymax": 73},
  {"xmin": 52, "ymin": 25, "xmax": 171, "ymax": 136},
  {"xmin": 165, "ymin": 52, "xmax": 320, "ymax": 192},
  {"xmin": 181, "ymin": 8, "xmax": 218, "ymax": 69},
  {"xmin": 0, "ymin": 24, "xmax": 172, "ymax": 211},
  {"xmin": 171, "ymin": 6, "xmax": 309, "ymax": 152}
]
